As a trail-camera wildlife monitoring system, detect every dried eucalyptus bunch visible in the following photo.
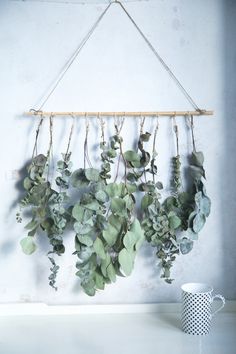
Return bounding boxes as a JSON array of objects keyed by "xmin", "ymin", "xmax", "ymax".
[
  {"xmin": 18, "ymin": 117, "xmax": 74, "ymax": 290},
  {"xmin": 71, "ymin": 119, "xmax": 144, "ymax": 295}
]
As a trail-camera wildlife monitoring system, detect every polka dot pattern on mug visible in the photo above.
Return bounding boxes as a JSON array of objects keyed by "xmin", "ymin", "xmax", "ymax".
[{"xmin": 181, "ymin": 292, "xmax": 211, "ymax": 335}]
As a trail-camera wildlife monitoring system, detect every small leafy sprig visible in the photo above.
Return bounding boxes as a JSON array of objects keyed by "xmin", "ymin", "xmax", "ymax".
[{"xmin": 46, "ymin": 152, "xmax": 73, "ymax": 290}]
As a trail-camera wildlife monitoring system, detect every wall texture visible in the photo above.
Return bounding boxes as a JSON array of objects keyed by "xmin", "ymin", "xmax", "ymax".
[{"xmin": 0, "ymin": 0, "xmax": 235, "ymax": 304}]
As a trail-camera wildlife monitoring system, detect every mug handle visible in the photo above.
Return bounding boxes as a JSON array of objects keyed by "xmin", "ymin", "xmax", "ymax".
[{"xmin": 211, "ymin": 294, "xmax": 225, "ymax": 317}]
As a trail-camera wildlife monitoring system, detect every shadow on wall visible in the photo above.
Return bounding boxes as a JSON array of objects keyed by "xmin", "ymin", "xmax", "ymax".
[{"xmin": 222, "ymin": 1, "xmax": 236, "ymax": 300}]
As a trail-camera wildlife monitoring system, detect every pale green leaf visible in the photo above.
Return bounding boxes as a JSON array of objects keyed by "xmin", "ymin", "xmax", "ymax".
[
  {"xmin": 107, "ymin": 263, "xmax": 116, "ymax": 282},
  {"xmin": 95, "ymin": 190, "xmax": 109, "ymax": 203},
  {"xmin": 93, "ymin": 237, "xmax": 106, "ymax": 260},
  {"xmin": 111, "ymin": 198, "xmax": 126, "ymax": 216},
  {"xmin": 72, "ymin": 204, "xmax": 84, "ymax": 222},
  {"xmin": 102, "ymin": 224, "xmax": 119, "ymax": 246},
  {"xmin": 20, "ymin": 236, "xmax": 36, "ymax": 255},
  {"xmin": 192, "ymin": 151, "xmax": 204, "ymax": 167},
  {"xmin": 77, "ymin": 234, "xmax": 93, "ymax": 247},
  {"xmin": 193, "ymin": 213, "xmax": 206, "ymax": 233},
  {"xmin": 85, "ymin": 168, "xmax": 100, "ymax": 182},
  {"xmin": 124, "ymin": 150, "xmax": 140, "ymax": 162},
  {"xmin": 168, "ymin": 213, "xmax": 181, "ymax": 229},
  {"xmin": 118, "ymin": 248, "xmax": 135, "ymax": 276}
]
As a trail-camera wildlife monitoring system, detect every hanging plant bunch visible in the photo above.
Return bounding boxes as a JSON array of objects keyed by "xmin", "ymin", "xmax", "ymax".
[
  {"xmin": 18, "ymin": 117, "xmax": 74, "ymax": 290},
  {"xmin": 71, "ymin": 118, "xmax": 144, "ymax": 296},
  {"xmin": 138, "ymin": 120, "xmax": 179, "ymax": 283},
  {"xmin": 187, "ymin": 117, "xmax": 211, "ymax": 237},
  {"xmin": 141, "ymin": 118, "xmax": 211, "ymax": 283}
]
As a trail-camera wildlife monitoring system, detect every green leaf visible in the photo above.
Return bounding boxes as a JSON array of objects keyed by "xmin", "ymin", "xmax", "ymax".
[
  {"xmin": 123, "ymin": 194, "xmax": 134, "ymax": 211},
  {"xmin": 83, "ymin": 200, "xmax": 100, "ymax": 211},
  {"xmin": 195, "ymin": 192, "xmax": 211, "ymax": 217},
  {"xmin": 201, "ymin": 195, "xmax": 211, "ymax": 217},
  {"xmin": 193, "ymin": 212, "xmax": 206, "ymax": 233},
  {"xmin": 105, "ymin": 183, "xmax": 123, "ymax": 198},
  {"xmin": 93, "ymin": 237, "xmax": 106, "ymax": 260},
  {"xmin": 107, "ymin": 263, "xmax": 116, "ymax": 282},
  {"xmin": 103, "ymin": 224, "xmax": 119, "ymax": 246},
  {"xmin": 140, "ymin": 132, "xmax": 151, "ymax": 142},
  {"xmin": 118, "ymin": 248, "xmax": 135, "ymax": 276},
  {"xmin": 190, "ymin": 165, "xmax": 205, "ymax": 180},
  {"xmin": 111, "ymin": 198, "xmax": 127, "ymax": 216},
  {"xmin": 192, "ymin": 151, "xmax": 204, "ymax": 167},
  {"xmin": 23, "ymin": 177, "xmax": 34, "ymax": 191},
  {"xmin": 94, "ymin": 271, "xmax": 105, "ymax": 290},
  {"xmin": 168, "ymin": 213, "xmax": 181, "ymax": 229},
  {"xmin": 81, "ymin": 283, "xmax": 96, "ymax": 297},
  {"xmin": 85, "ymin": 168, "xmax": 100, "ymax": 182},
  {"xmin": 72, "ymin": 204, "xmax": 84, "ymax": 222},
  {"xmin": 141, "ymin": 194, "xmax": 153, "ymax": 210},
  {"xmin": 180, "ymin": 238, "xmax": 194, "ymax": 255},
  {"xmin": 25, "ymin": 219, "xmax": 38, "ymax": 230},
  {"xmin": 123, "ymin": 219, "xmax": 144, "ymax": 251},
  {"xmin": 71, "ymin": 169, "xmax": 88, "ymax": 188},
  {"xmin": 95, "ymin": 190, "xmax": 109, "ymax": 203},
  {"xmin": 140, "ymin": 152, "xmax": 150, "ymax": 167},
  {"xmin": 126, "ymin": 183, "xmax": 137, "ymax": 194},
  {"xmin": 101, "ymin": 254, "xmax": 111, "ymax": 277},
  {"xmin": 124, "ymin": 150, "xmax": 140, "ymax": 162},
  {"xmin": 20, "ymin": 236, "xmax": 37, "ymax": 255}
]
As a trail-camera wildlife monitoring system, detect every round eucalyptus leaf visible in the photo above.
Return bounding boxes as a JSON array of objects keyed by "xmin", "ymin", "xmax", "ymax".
[
  {"xmin": 168, "ymin": 214, "xmax": 181, "ymax": 230},
  {"xmin": 20, "ymin": 236, "xmax": 36, "ymax": 255},
  {"xmin": 93, "ymin": 237, "xmax": 106, "ymax": 260},
  {"xmin": 180, "ymin": 238, "xmax": 194, "ymax": 255},
  {"xmin": 118, "ymin": 248, "xmax": 135, "ymax": 276},
  {"xmin": 72, "ymin": 204, "xmax": 84, "ymax": 222},
  {"xmin": 85, "ymin": 168, "xmax": 100, "ymax": 182},
  {"xmin": 141, "ymin": 194, "xmax": 153, "ymax": 210},
  {"xmin": 111, "ymin": 198, "xmax": 126, "ymax": 216},
  {"xmin": 107, "ymin": 263, "xmax": 116, "ymax": 282},
  {"xmin": 193, "ymin": 213, "xmax": 206, "ymax": 233},
  {"xmin": 71, "ymin": 169, "xmax": 88, "ymax": 188},
  {"xmin": 124, "ymin": 150, "xmax": 140, "ymax": 162},
  {"xmin": 192, "ymin": 151, "xmax": 204, "ymax": 167},
  {"xmin": 140, "ymin": 132, "xmax": 151, "ymax": 142},
  {"xmin": 77, "ymin": 235, "xmax": 93, "ymax": 247},
  {"xmin": 95, "ymin": 190, "xmax": 109, "ymax": 203}
]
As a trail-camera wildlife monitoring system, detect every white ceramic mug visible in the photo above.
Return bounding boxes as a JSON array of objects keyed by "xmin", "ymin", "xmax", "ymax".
[{"xmin": 181, "ymin": 282, "xmax": 225, "ymax": 335}]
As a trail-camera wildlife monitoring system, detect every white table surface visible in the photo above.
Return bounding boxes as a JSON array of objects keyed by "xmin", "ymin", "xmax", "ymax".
[{"xmin": 0, "ymin": 310, "xmax": 235, "ymax": 354}]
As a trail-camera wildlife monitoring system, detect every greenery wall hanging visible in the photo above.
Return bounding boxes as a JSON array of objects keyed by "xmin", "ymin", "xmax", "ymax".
[
  {"xmin": 17, "ymin": 114, "xmax": 211, "ymax": 296},
  {"xmin": 18, "ymin": 1, "xmax": 213, "ymax": 296}
]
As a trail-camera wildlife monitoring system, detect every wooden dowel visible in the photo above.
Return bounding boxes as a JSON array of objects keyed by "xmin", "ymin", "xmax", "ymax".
[{"xmin": 24, "ymin": 110, "xmax": 214, "ymax": 117}]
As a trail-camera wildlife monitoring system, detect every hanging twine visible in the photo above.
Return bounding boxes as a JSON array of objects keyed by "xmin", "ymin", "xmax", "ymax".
[
  {"xmin": 185, "ymin": 114, "xmax": 197, "ymax": 152},
  {"xmin": 114, "ymin": 114, "xmax": 125, "ymax": 136},
  {"xmin": 190, "ymin": 114, "xmax": 196, "ymax": 152},
  {"xmin": 83, "ymin": 114, "xmax": 93, "ymax": 169},
  {"xmin": 32, "ymin": 114, "xmax": 44, "ymax": 159},
  {"xmin": 113, "ymin": 115, "xmax": 127, "ymax": 184},
  {"xmin": 139, "ymin": 115, "xmax": 146, "ymax": 135},
  {"xmin": 31, "ymin": 0, "xmax": 201, "ymax": 113},
  {"xmin": 172, "ymin": 115, "xmax": 179, "ymax": 156},
  {"xmin": 98, "ymin": 113, "xmax": 105, "ymax": 145},
  {"xmin": 65, "ymin": 115, "xmax": 75, "ymax": 158},
  {"xmin": 152, "ymin": 116, "xmax": 159, "ymax": 159},
  {"xmin": 46, "ymin": 115, "xmax": 54, "ymax": 181}
]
